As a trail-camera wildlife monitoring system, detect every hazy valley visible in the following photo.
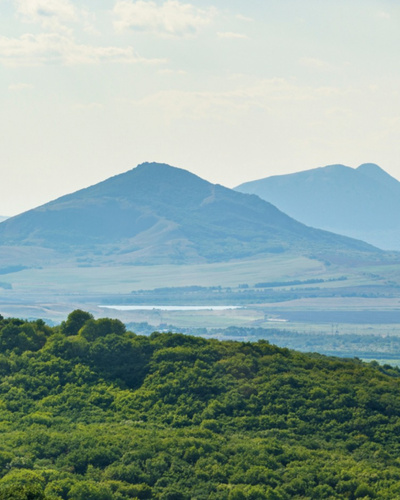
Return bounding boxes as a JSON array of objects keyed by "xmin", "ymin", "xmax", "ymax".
[{"xmin": 0, "ymin": 161, "xmax": 400, "ymax": 363}]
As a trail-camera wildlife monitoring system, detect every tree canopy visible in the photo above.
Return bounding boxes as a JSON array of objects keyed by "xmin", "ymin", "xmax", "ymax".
[{"xmin": 0, "ymin": 311, "xmax": 400, "ymax": 499}]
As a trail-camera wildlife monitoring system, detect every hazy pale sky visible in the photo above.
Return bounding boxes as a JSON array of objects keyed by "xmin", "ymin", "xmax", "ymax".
[{"xmin": 1, "ymin": 0, "xmax": 400, "ymax": 215}]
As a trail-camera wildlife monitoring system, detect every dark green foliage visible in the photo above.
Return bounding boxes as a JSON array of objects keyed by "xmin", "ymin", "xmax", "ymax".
[
  {"xmin": 61, "ymin": 310, "xmax": 93, "ymax": 336},
  {"xmin": 79, "ymin": 318, "xmax": 126, "ymax": 341},
  {"xmin": 1, "ymin": 313, "xmax": 400, "ymax": 498},
  {"xmin": 0, "ymin": 318, "xmax": 49, "ymax": 354}
]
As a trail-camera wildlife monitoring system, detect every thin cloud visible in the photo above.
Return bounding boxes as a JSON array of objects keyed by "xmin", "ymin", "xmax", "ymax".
[
  {"xmin": 114, "ymin": 0, "xmax": 216, "ymax": 37},
  {"xmin": 14, "ymin": 0, "xmax": 77, "ymax": 30},
  {"xmin": 0, "ymin": 33, "xmax": 166, "ymax": 66},
  {"xmin": 74, "ymin": 102, "xmax": 104, "ymax": 110},
  {"xmin": 299, "ymin": 57, "xmax": 336, "ymax": 72},
  {"xmin": 13, "ymin": 0, "xmax": 99, "ymax": 34},
  {"xmin": 217, "ymin": 32, "xmax": 248, "ymax": 39},
  {"xmin": 158, "ymin": 68, "xmax": 187, "ymax": 75},
  {"xmin": 8, "ymin": 82, "xmax": 34, "ymax": 90},
  {"xmin": 235, "ymin": 14, "xmax": 254, "ymax": 22},
  {"xmin": 128, "ymin": 79, "xmax": 345, "ymax": 123}
]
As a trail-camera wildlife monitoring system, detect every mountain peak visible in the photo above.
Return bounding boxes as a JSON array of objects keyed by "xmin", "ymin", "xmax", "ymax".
[
  {"xmin": 319, "ymin": 163, "xmax": 349, "ymax": 172},
  {"xmin": 357, "ymin": 162, "xmax": 381, "ymax": 170},
  {"xmin": 0, "ymin": 162, "xmax": 376, "ymax": 266},
  {"xmin": 356, "ymin": 163, "xmax": 400, "ymax": 191},
  {"xmin": 135, "ymin": 161, "xmax": 180, "ymax": 171},
  {"xmin": 235, "ymin": 162, "xmax": 400, "ymax": 250},
  {"xmin": 356, "ymin": 163, "xmax": 385, "ymax": 176},
  {"xmin": 130, "ymin": 162, "xmax": 209, "ymax": 187}
]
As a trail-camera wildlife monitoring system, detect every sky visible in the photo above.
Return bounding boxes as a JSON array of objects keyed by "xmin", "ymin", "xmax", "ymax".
[{"xmin": 1, "ymin": 0, "xmax": 400, "ymax": 215}]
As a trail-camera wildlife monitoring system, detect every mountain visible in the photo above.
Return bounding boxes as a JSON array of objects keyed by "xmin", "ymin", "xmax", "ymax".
[
  {"xmin": 235, "ymin": 163, "xmax": 400, "ymax": 250},
  {"xmin": 0, "ymin": 216, "xmax": 8, "ymax": 223},
  {"xmin": 0, "ymin": 162, "xmax": 378, "ymax": 266}
]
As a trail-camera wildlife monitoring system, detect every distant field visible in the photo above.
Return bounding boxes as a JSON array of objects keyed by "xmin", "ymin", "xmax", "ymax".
[
  {"xmin": 0, "ymin": 254, "xmax": 326, "ymax": 295},
  {"xmin": 1, "ymin": 252, "xmax": 399, "ymax": 299}
]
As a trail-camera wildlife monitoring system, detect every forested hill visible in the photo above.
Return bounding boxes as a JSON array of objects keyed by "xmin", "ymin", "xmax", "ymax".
[
  {"xmin": 0, "ymin": 162, "xmax": 377, "ymax": 266},
  {"xmin": 1, "ymin": 312, "xmax": 400, "ymax": 498}
]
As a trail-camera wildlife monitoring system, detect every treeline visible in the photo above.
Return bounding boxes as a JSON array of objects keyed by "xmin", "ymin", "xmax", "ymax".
[
  {"xmin": 254, "ymin": 279, "xmax": 325, "ymax": 288},
  {"xmin": 122, "ymin": 283, "xmax": 399, "ymax": 307},
  {"xmin": 126, "ymin": 323, "xmax": 400, "ymax": 361},
  {"xmin": 1, "ymin": 312, "xmax": 400, "ymax": 498},
  {"xmin": 254, "ymin": 277, "xmax": 348, "ymax": 288},
  {"xmin": 211, "ymin": 326, "xmax": 400, "ymax": 360}
]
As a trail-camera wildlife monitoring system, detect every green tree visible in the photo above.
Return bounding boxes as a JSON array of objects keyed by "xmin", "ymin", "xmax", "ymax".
[
  {"xmin": 79, "ymin": 318, "xmax": 125, "ymax": 341},
  {"xmin": 61, "ymin": 310, "xmax": 93, "ymax": 336},
  {"xmin": 67, "ymin": 481, "xmax": 112, "ymax": 500}
]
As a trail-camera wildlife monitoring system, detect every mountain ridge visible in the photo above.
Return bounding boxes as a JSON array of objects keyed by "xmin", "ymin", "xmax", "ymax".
[
  {"xmin": 235, "ymin": 163, "xmax": 400, "ymax": 250},
  {"xmin": 0, "ymin": 162, "xmax": 379, "ymax": 266}
]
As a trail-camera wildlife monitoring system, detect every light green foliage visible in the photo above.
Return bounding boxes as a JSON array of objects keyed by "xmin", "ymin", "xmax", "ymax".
[
  {"xmin": 1, "ymin": 312, "xmax": 400, "ymax": 498},
  {"xmin": 0, "ymin": 470, "xmax": 45, "ymax": 499}
]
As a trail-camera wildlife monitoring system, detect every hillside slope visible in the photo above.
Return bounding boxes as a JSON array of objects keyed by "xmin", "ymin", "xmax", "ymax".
[
  {"xmin": 0, "ymin": 162, "xmax": 377, "ymax": 266},
  {"xmin": 1, "ymin": 312, "xmax": 400, "ymax": 498},
  {"xmin": 235, "ymin": 163, "xmax": 400, "ymax": 250}
]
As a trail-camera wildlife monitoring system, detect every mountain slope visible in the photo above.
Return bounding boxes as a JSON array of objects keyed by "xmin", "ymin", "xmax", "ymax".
[
  {"xmin": 0, "ymin": 162, "xmax": 378, "ymax": 265},
  {"xmin": 235, "ymin": 163, "xmax": 400, "ymax": 250}
]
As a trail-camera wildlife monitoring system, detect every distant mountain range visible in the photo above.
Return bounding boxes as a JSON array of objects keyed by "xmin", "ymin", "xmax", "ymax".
[
  {"xmin": 235, "ymin": 163, "xmax": 400, "ymax": 250},
  {"xmin": 0, "ymin": 162, "xmax": 378, "ymax": 266}
]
